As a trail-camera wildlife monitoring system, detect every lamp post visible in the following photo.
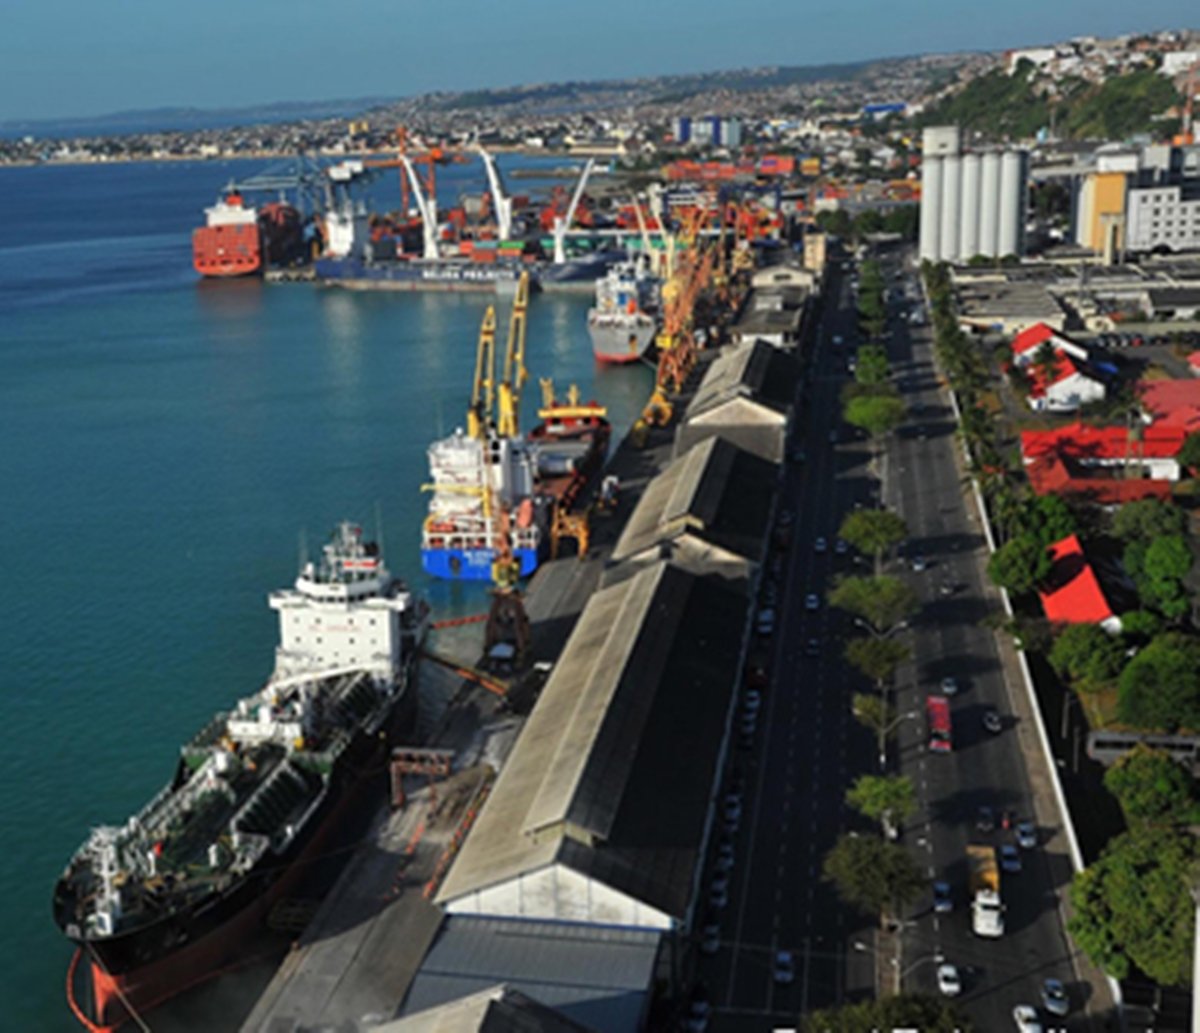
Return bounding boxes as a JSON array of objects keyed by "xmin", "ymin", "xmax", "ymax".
[
  {"xmin": 876, "ymin": 709, "xmax": 918, "ymax": 770},
  {"xmin": 853, "ymin": 618, "xmax": 909, "ymax": 640},
  {"xmin": 852, "ymin": 936, "xmax": 938, "ymax": 995}
]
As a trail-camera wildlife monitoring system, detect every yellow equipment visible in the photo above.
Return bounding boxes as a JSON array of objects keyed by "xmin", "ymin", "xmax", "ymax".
[
  {"xmin": 496, "ymin": 272, "xmax": 530, "ymax": 438},
  {"xmin": 466, "ymin": 306, "xmax": 497, "ymax": 440}
]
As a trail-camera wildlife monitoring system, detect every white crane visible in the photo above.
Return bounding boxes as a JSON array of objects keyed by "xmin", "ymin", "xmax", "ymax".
[
  {"xmin": 552, "ymin": 158, "xmax": 596, "ymax": 264},
  {"xmin": 399, "ymin": 154, "xmax": 440, "ymax": 260},
  {"xmin": 477, "ymin": 147, "xmax": 514, "ymax": 241}
]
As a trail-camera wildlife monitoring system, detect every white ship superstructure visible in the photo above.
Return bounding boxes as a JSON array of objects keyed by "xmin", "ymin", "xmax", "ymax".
[
  {"xmin": 587, "ymin": 258, "xmax": 661, "ymax": 364},
  {"xmin": 269, "ymin": 521, "xmax": 422, "ymax": 680}
]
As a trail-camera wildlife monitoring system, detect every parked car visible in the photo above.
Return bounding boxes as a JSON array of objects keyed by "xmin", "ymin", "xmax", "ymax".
[
  {"xmin": 940, "ymin": 676, "xmax": 959, "ymax": 696},
  {"xmin": 982, "ymin": 707, "xmax": 1003, "ymax": 734},
  {"xmin": 937, "ymin": 963, "xmax": 962, "ymax": 997},
  {"xmin": 723, "ymin": 794, "xmax": 743, "ymax": 828},
  {"xmin": 715, "ymin": 839, "xmax": 735, "ymax": 873},
  {"xmin": 911, "ymin": 555, "xmax": 927, "ymax": 572},
  {"xmin": 773, "ymin": 950, "xmax": 795, "ymax": 984},
  {"xmin": 932, "ymin": 880, "xmax": 953, "ymax": 914},
  {"xmin": 699, "ymin": 921, "xmax": 721, "ymax": 956},
  {"xmin": 685, "ymin": 992, "xmax": 712, "ymax": 1033},
  {"xmin": 805, "ymin": 593, "xmax": 820, "ymax": 611},
  {"xmin": 814, "ymin": 536, "xmax": 828, "ymax": 554},
  {"xmin": 1000, "ymin": 844, "xmax": 1022, "ymax": 873},
  {"xmin": 709, "ymin": 873, "xmax": 730, "ymax": 909},
  {"xmin": 835, "ymin": 538, "xmax": 849, "ymax": 556},
  {"xmin": 1016, "ymin": 821, "xmax": 1037, "ymax": 849},
  {"xmin": 755, "ymin": 608, "xmax": 776, "ymax": 636},
  {"xmin": 976, "ymin": 805, "xmax": 995, "ymax": 832},
  {"xmin": 1041, "ymin": 978, "xmax": 1069, "ymax": 1017},
  {"xmin": 1012, "ymin": 1004, "xmax": 1042, "ymax": 1033}
]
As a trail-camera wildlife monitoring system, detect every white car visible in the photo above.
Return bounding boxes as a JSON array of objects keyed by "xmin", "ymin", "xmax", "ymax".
[
  {"xmin": 940, "ymin": 676, "xmax": 959, "ymax": 696},
  {"xmin": 773, "ymin": 950, "xmax": 795, "ymax": 984},
  {"xmin": 832, "ymin": 334, "xmax": 844, "ymax": 346},
  {"xmin": 1013, "ymin": 1004, "xmax": 1042, "ymax": 1033},
  {"xmin": 1016, "ymin": 821, "xmax": 1037, "ymax": 849},
  {"xmin": 936, "ymin": 962, "xmax": 962, "ymax": 997},
  {"xmin": 805, "ymin": 593, "xmax": 820, "ymax": 611}
]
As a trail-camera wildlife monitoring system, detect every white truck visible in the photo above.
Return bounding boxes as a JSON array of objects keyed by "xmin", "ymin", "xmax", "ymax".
[{"xmin": 967, "ymin": 844, "xmax": 1004, "ymax": 937}]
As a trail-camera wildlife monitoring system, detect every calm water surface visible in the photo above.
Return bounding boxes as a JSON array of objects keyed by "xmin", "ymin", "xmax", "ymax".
[{"xmin": 0, "ymin": 158, "xmax": 651, "ymax": 1029}]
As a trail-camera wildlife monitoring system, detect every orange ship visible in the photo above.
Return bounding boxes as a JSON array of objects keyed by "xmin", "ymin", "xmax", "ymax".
[{"xmin": 192, "ymin": 192, "xmax": 306, "ymax": 278}]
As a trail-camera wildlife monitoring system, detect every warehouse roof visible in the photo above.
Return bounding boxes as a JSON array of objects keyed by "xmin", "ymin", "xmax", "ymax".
[
  {"xmin": 610, "ymin": 437, "xmax": 774, "ymax": 582},
  {"xmin": 436, "ymin": 562, "xmax": 745, "ymax": 920},
  {"xmin": 385, "ymin": 982, "xmax": 596, "ymax": 1033},
  {"xmin": 689, "ymin": 338, "xmax": 798, "ymax": 416}
]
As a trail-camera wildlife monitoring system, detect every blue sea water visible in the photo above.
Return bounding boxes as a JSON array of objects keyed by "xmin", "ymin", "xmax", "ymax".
[{"xmin": 0, "ymin": 157, "xmax": 651, "ymax": 1030}]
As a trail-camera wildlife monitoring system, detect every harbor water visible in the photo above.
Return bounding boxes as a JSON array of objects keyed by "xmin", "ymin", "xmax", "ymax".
[{"xmin": 0, "ymin": 157, "xmax": 652, "ymax": 1029}]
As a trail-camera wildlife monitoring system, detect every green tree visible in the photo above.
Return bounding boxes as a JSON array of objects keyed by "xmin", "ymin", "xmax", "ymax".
[
  {"xmin": 987, "ymin": 535, "xmax": 1051, "ymax": 595},
  {"xmin": 1027, "ymin": 493, "xmax": 1077, "ymax": 547},
  {"xmin": 1112, "ymin": 498, "xmax": 1186, "ymax": 541},
  {"xmin": 838, "ymin": 508, "xmax": 908, "ymax": 573},
  {"xmin": 847, "ymin": 774, "xmax": 917, "ymax": 830},
  {"xmin": 855, "ymin": 343, "xmax": 890, "ymax": 387},
  {"xmin": 852, "ymin": 693, "xmax": 904, "ymax": 767},
  {"xmin": 1069, "ymin": 827, "xmax": 1197, "ymax": 985},
  {"xmin": 830, "ymin": 575, "xmax": 919, "ymax": 635},
  {"xmin": 1120, "ymin": 609, "xmax": 1162, "ymax": 646},
  {"xmin": 1176, "ymin": 432, "xmax": 1200, "ymax": 473},
  {"xmin": 1126, "ymin": 535, "xmax": 1192, "ymax": 620},
  {"xmin": 805, "ymin": 995, "xmax": 972, "ymax": 1033},
  {"xmin": 845, "ymin": 637, "xmax": 911, "ymax": 687},
  {"xmin": 1104, "ymin": 745, "xmax": 1195, "ymax": 825},
  {"xmin": 844, "ymin": 393, "xmax": 906, "ymax": 444},
  {"xmin": 1048, "ymin": 623, "xmax": 1126, "ymax": 693},
  {"xmin": 822, "ymin": 833, "xmax": 927, "ymax": 922},
  {"xmin": 1117, "ymin": 632, "xmax": 1200, "ymax": 731}
]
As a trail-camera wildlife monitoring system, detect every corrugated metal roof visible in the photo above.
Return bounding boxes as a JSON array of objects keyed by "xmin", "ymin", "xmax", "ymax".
[
  {"xmin": 686, "ymin": 339, "xmax": 798, "ymax": 420},
  {"xmin": 436, "ymin": 563, "xmax": 746, "ymax": 920},
  {"xmin": 380, "ymin": 984, "xmax": 596, "ymax": 1033},
  {"xmin": 400, "ymin": 917, "xmax": 660, "ymax": 1033},
  {"xmin": 611, "ymin": 438, "xmax": 774, "ymax": 577}
]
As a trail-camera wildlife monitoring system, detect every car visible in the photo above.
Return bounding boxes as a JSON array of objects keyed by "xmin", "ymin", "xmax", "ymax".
[
  {"xmin": 932, "ymin": 880, "xmax": 953, "ymax": 914},
  {"xmin": 828, "ymin": 429, "xmax": 838, "ymax": 444},
  {"xmin": 939, "ymin": 580, "xmax": 957, "ymax": 597},
  {"xmin": 1012, "ymin": 1004, "xmax": 1042, "ymax": 1033},
  {"xmin": 1041, "ymin": 978, "xmax": 1069, "ymax": 1017},
  {"xmin": 779, "ymin": 508, "xmax": 795, "ymax": 527},
  {"xmin": 699, "ymin": 920, "xmax": 721, "ymax": 956},
  {"xmin": 911, "ymin": 555, "xmax": 927, "ymax": 572},
  {"xmin": 684, "ymin": 996, "xmax": 712, "ymax": 1032},
  {"xmin": 715, "ymin": 838, "xmax": 735, "ymax": 872},
  {"xmin": 709, "ymin": 873, "xmax": 730, "ymax": 909},
  {"xmin": 1000, "ymin": 843, "xmax": 1022, "ymax": 873},
  {"xmin": 976, "ymin": 805, "xmax": 995, "ymax": 833},
  {"xmin": 739, "ymin": 714, "xmax": 757, "ymax": 738},
  {"xmin": 772, "ymin": 950, "xmax": 795, "ymax": 984},
  {"xmin": 832, "ymin": 334, "xmax": 844, "ymax": 346},
  {"xmin": 742, "ymin": 689, "xmax": 762, "ymax": 714},
  {"xmin": 982, "ymin": 708, "xmax": 1003, "ymax": 734},
  {"xmin": 805, "ymin": 638, "xmax": 820, "ymax": 657},
  {"xmin": 805, "ymin": 593, "xmax": 820, "ymax": 611},
  {"xmin": 723, "ymin": 794, "xmax": 743, "ymax": 826},
  {"xmin": 755, "ymin": 608, "xmax": 776, "ymax": 636},
  {"xmin": 814, "ymin": 536, "xmax": 828, "ymax": 553},
  {"xmin": 1016, "ymin": 821, "xmax": 1038, "ymax": 850},
  {"xmin": 937, "ymin": 962, "xmax": 962, "ymax": 997},
  {"xmin": 940, "ymin": 676, "xmax": 959, "ymax": 696},
  {"xmin": 761, "ymin": 582, "xmax": 778, "ymax": 607},
  {"xmin": 835, "ymin": 538, "xmax": 849, "ymax": 556}
]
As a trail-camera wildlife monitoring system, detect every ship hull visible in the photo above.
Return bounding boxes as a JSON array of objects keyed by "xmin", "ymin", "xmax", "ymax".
[
  {"xmin": 420, "ymin": 546, "xmax": 539, "ymax": 581},
  {"xmin": 315, "ymin": 256, "xmax": 535, "ymax": 293},
  {"xmin": 58, "ymin": 678, "xmax": 415, "ymax": 1030},
  {"xmin": 588, "ymin": 313, "xmax": 656, "ymax": 364},
  {"xmin": 193, "ymin": 224, "xmax": 262, "ymax": 278}
]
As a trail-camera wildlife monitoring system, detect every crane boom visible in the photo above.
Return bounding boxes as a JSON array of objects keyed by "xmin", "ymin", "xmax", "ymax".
[
  {"xmin": 552, "ymin": 158, "xmax": 596, "ymax": 263},
  {"xmin": 467, "ymin": 306, "xmax": 497, "ymax": 440},
  {"xmin": 399, "ymin": 154, "xmax": 440, "ymax": 259},
  {"xmin": 497, "ymin": 273, "xmax": 530, "ymax": 439},
  {"xmin": 477, "ymin": 147, "xmax": 514, "ymax": 240}
]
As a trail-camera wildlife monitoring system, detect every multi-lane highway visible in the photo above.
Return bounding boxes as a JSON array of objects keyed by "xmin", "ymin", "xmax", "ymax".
[{"xmin": 696, "ymin": 248, "xmax": 1093, "ymax": 1031}]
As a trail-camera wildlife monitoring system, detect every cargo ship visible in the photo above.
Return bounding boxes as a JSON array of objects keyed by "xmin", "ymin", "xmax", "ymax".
[
  {"xmin": 587, "ymin": 258, "xmax": 661, "ymax": 363},
  {"xmin": 529, "ymin": 381, "xmax": 611, "ymax": 513},
  {"xmin": 55, "ymin": 522, "xmax": 427, "ymax": 1030},
  {"xmin": 192, "ymin": 190, "xmax": 307, "ymax": 278}
]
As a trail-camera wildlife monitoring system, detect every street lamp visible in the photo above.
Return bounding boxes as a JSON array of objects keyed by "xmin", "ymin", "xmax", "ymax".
[
  {"xmin": 853, "ymin": 618, "xmax": 909, "ymax": 640},
  {"xmin": 852, "ymin": 939, "xmax": 940, "ymax": 994},
  {"xmin": 876, "ymin": 710, "xmax": 918, "ymax": 770}
]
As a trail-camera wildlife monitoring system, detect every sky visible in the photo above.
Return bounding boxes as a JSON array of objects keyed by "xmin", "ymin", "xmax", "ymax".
[{"xmin": 2, "ymin": 0, "xmax": 1196, "ymax": 122}]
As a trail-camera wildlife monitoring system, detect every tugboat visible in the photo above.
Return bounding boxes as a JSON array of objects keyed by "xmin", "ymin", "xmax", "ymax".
[
  {"xmin": 586, "ymin": 257, "xmax": 661, "ymax": 364},
  {"xmin": 55, "ymin": 522, "xmax": 427, "ymax": 1030}
]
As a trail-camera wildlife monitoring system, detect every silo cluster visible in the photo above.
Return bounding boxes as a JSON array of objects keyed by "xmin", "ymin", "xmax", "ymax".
[{"xmin": 918, "ymin": 126, "xmax": 1028, "ymax": 263}]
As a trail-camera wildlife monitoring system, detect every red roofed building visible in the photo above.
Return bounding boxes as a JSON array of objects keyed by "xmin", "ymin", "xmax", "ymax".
[
  {"xmin": 1138, "ymin": 379, "xmax": 1200, "ymax": 433},
  {"xmin": 1012, "ymin": 322, "xmax": 1090, "ymax": 365},
  {"xmin": 1021, "ymin": 351, "xmax": 1106, "ymax": 412},
  {"xmin": 1038, "ymin": 534, "xmax": 1122, "ymax": 632},
  {"xmin": 1021, "ymin": 422, "xmax": 1184, "ymax": 504}
]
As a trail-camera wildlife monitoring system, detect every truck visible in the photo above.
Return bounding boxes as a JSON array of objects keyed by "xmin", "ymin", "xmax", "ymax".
[{"xmin": 967, "ymin": 845, "xmax": 1004, "ymax": 937}]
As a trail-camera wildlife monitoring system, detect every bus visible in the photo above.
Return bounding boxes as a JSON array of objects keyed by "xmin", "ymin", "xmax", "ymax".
[
  {"xmin": 1086, "ymin": 730, "xmax": 1200, "ymax": 771},
  {"xmin": 927, "ymin": 695, "xmax": 952, "ymax": 753}
]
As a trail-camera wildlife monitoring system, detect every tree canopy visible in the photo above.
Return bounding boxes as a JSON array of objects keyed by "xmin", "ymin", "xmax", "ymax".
[
  {"xmin": 1069, "ymin": 826, "xmax": 1198, "ymax": 985},
  {"xmin": 830, "ymin": 575, "xmax": 919, "ymax": 634},
  {"xmin": 846, "ymin": 774, "xmax": 917, "ymax": 827},
  {"xmin": 838, "ymin": 508, "xmax": 907, "ymax": 569},
  {"xmin": 1113, "ymin": 498, "xmax": 1186, "ymax": 541},
  {"xmin": 844, "ymin": 394, "xmax": 906, "ymax": 441},
  {"xmin": 855, "ymin": 343, "xmax": 890, "ymax": 386},
  {"xmin": 804, "ymin": 994, "xmax": 972, "ymax": 1033},
  {"xmin": 845, "ymin": 636, "xmax": 911, "ymax": 686},
  {"xmin": 1026, "ymin": 493, "xmax": 1077, "ymax": 547},
  {"xmin": 1103, "ymin": 745, "xmax": 1196, "ymax": 826},
  {"xmin": 1049, "ymin": 623, "xmax": 1126, "ymax": 694},
  {"xmin": 822, "ymin": 833, "xmax": 926, "ymax": 919},
  {"xmin": 1124, "ymin": 535, "xmax": 1193, "ymax": 621},
  {"xmin": 1117, "ymin": 632, "xmax": 1200, "ymax": 731},
  {"xmin": 1178, "ymin": 432, "xmax": 1200, "ymax": 472},
  {"xmin": 987, "ymin": 535, "xmax": 1052, "ymax": 596}
]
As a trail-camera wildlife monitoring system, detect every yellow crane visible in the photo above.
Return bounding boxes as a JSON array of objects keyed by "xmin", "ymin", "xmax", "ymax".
[
  {"xmin": 466, "ymin": 306, "xmax": 497, "ymax": 440},
  {"xmin": 496, "ymin": 272, "xmax": 530, "ymax": 439}
]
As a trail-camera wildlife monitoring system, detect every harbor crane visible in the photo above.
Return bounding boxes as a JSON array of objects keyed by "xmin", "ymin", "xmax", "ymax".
[
  {"xmin": 496, "ymin": 273, "xmax": 530, "ymax": 438},
  {"xmin": 477, "ymin": 147, "xmax": 514, "ymax": 241},
  {"xmin": 552, "ymin": 158, "xmax": 597, "ymax": 264},
  {"xmin": 467, "ymin": 307, "xmax": 497, "ymax": 441}
]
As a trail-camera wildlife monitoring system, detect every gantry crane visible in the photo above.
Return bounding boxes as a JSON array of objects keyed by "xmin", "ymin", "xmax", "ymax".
[
  {"xmin": 466, "ymin": 306, "xmax": 497, "ymax": 440},
  {"xmin": 496, "ymin": 273, "xmax": 530, "ymax": 439}
]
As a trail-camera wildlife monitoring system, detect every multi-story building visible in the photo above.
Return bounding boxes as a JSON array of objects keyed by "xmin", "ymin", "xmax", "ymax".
[
  {"xmin": 672, "ymin": 116, "xmax": 743, "ymax": 149},
  {"xmin": 1126, "ymin": 185, "xmax": 1200, "ymax": 253}
]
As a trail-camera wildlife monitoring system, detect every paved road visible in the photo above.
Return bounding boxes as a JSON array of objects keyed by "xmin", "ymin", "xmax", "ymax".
[{"xmin": 693, "ymin": 248, "xmax": 1094, "ymax": 1031}]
